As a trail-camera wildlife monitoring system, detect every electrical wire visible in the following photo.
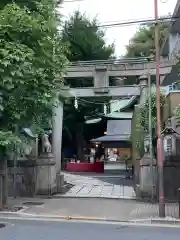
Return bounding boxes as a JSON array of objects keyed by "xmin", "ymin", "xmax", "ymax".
[
  {"xmin": 63, "ymin": 0, "xmax": 86, "ymax": 2},
  {"xmin": 61, "ymin": 15, "xmax": 178, "ymax": 30},
  {"xmin": 62, "ymin": 0, "xmax": 172, "ymax": 112},
  {"xmin": 60, "ymin": 0, "xmax": 175, "ymax": 29},
  {"xmin": 64, "ymin": 0, "xmax": 169, "ymax": 4},
  {"xmin": 160, "ymin": 0, "xmax": 168, "ymax": 3},
  {"xmin": 9, "ymin": 0, "xmax": 175, "ymax": 30},
  {"xmin": 20, "ymin": 2, "xmax": 177, "ymax": 30}
]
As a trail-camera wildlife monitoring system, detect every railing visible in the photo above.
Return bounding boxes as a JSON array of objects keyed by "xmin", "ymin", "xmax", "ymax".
[
  {"xmin": 67, "ymin": 59, "xmax": 176, "ymax": 75},
  {"xmin": 169, "ymin": 82, "xmax": 180, "ymax": 91},
  {"xmin": 69, "ymin": 58, "xmax": 174, "ymax": 67},
  {"xmin": 69, "ymin": 57, "xmax": 149, "ymax": 66}
]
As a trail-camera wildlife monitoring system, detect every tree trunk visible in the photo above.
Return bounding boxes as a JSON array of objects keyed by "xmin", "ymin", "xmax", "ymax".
[
  {"xmin": 152, "ymin": 138, "xmax": 157, "ymax": 159},
  {"xmin": 75, "ymin": 122, "xmax": 84, "ymax": 161},
  {"xmin": 0, "ymin": 149, "xmax": 8, "ymax": 208}
]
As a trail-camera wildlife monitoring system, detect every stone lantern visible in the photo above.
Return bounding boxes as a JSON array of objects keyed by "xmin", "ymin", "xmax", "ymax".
[
  {"xmin": 162, "ymin": 117, "xmax": 180, "ymax": 158},
  {"xmin": 161, "ymin": 117, "xmax": 180, "ymax": 200}
]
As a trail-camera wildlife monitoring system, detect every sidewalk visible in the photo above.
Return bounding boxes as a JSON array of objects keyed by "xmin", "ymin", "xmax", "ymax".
[{"xmin": 2, "ymin": 197, "xmax": 179, "ymax": 222}]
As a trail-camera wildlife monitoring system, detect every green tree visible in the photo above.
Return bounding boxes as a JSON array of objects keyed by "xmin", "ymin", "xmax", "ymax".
[
  {"xmin": 125, "ymin": 22, "xmax": 169, "ymax": 57},
  {"xmin": 61, "ymin": 10, "xmax": 114, "ymax": 160},
  {"xmin": 136, "ymin": 87, "xmax": 166, "ymax": 156},
  {"xmin": 0, "ymin": 1, "xmax": 67, "ymax": 148},
  {"xmin": 62, "ymin": 10, "xmax": 115, "ymax": 61}
]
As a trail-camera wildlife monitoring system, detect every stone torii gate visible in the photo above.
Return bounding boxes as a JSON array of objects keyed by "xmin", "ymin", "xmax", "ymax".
[{"xmin": 52, "ymin": 58, "xmax": 175, "ymax": 173}]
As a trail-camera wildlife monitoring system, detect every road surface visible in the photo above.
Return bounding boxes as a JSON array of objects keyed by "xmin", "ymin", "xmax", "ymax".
[{"xmin": 1, "ymin": 218, "xmax": 180, "ymax": 240}]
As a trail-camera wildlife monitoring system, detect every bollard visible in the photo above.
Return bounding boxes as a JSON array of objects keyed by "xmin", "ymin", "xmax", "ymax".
[{"xmin": 178, "ymin": 188, "xmax": 180, "ymax": 218}]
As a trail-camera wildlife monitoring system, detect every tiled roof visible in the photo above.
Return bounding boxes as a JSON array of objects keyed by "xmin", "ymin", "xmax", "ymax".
[
  {"xmin": 91, "ymin": 134, "xmax": 131, "ymax": 142},
  {"xmin": 91, "ymin": 120, "xmax": 131, "ymax": 143},
  {"xmin": 104, "ymin": 112, "xmax": 133, "ymax": 119}
]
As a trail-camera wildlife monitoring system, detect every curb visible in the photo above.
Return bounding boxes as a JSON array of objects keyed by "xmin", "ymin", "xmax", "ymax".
[
  {"xmin": 151, "ymin": 218, "xmax": 180, "ymax": 225},
  {"xmin": 0, "ymin": 211, "xmax": 180, "ymax": 225},
  {"xmin": 130, "ymin": 217, "xmax": 180, "ymax": 225},
  {"xmin": 0, "ymin": 211, "xmax": 115, "ymax": 222},
  {"xmin": 0, "ymin": 212, "xmax": 180, "ymax": 227}
]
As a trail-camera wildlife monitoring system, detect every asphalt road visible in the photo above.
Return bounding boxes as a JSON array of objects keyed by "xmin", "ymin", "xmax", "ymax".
[{"xmin": 1, "ymin": 219, "xmax": 180, "ymax": 240}]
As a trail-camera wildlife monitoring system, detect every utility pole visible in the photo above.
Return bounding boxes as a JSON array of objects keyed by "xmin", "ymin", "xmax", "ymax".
[
  {"xmin": 147, "ymin": 63, "xmax": 154, "ymax": 200},
  {"xmin": 154, "ymin": 0, "xmax": 165, "ymax": 217}
]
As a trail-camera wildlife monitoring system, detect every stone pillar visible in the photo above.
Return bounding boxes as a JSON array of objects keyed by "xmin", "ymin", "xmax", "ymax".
[
  {"xmin": 104, "ymin": 148, "xmax": 108, "ymax": 162},
  {"xmin": 139, "ymin": 74, "xmax": 148, "ymax": 86},
  {"xmin": 36, "ymin": 154, "xmax": 57, "ymax": 195},
  {"xmin": 52, "ymin": 99, "xmax": 63, "ymax": 173},
  {"xmin": 160, "ymin": 75, "xmax": 165, "ymax": 85},
  {"xmin": 139, "ymin": 154, "xmax": 157, "ymax": 199},
  {"xmin": 138, "ymin": 74, "xmax": 148, "ymax": 105},
  {"xmin": 94, "ymin": 67, "xmax": 108, "ymax": 88}
]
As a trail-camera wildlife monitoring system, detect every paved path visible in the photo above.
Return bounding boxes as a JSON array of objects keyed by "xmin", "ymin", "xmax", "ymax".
[{"xmin": 57, "ymin": 172, "xmax": 136, "ymax": 199}]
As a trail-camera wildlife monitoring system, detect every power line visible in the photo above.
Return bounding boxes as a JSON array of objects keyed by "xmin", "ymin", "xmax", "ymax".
[
  {"xmin": 63, "ymin": 0, "xmax": 170, "ymax": 4},
  {"xmin": 11, "ymin": 1, "xmax": 176, "ymax": 30},
  {"xmin": 63, "ymin": 0, "xmax": 86, "ymax": 2},
  {"xmin": 160, "ymin": 0, "xmax": 168, "ymax": 3},
  {"xmin": 62, "ymin": 15, "xmax": 177, "ymax": 30},
  {"xmin": 60, "ymin": 1, "xmax": 175, "ymax": 29}
]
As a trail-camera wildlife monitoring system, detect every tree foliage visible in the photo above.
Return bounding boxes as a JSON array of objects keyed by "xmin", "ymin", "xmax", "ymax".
[
  {"xmin": 173, "ymin": 104, "xmax": 180, "ymax": 129},
  {"xmin": 0, "ymin": 1, "xmax": 67, "ymax": 148},
  {"xmin": 131, "ymin": 88, "xmax": 166, "ymax": 161},
  {"xmin": 174, "ymin": 104, "xmax": 180, "ymax": 117},
  {"xmin": 131, "ymin": 105, "xmax": 144, "ymax": 161},
  {"xmin": 62, "ymin": 10, "xmax": 115, "ymax": 61},
  {"xmin": 125, "ymin": 22, "xmax": 169, "ymax": 57},
  {"xmin": 138, "ymin": 89, "xmax": 166, "ymax": 133}
]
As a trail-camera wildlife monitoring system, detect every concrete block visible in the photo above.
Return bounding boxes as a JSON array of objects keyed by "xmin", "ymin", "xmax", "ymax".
[{"xmin": 56, "ymin": 173, "xmax": 65, "ymax": 193}]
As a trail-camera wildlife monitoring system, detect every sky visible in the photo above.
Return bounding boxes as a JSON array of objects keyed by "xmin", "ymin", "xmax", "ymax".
[{"xmin": 60, "ymin": 0, "xmax": 177, "ymax": 56}]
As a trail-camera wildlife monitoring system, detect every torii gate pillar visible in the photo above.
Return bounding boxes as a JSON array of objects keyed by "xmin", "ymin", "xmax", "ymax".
[{"xmin": 52, "ymin": 99, "xmax": 63, "ymax": 173}]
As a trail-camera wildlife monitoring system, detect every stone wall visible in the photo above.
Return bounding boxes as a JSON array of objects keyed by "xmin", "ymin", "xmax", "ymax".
[
  {"xmin": 0, "ymin": 154, "xmax": 64, "ymax": 200},
  {"xmin": 0, "ymin": 174, "xmax": 7, "ymax": 209},
  {"xmin": 137, "ymin": 157, "xmax": 180, "ymax": 202},
  {"xmin": 7, "ymin": 160, "xmax": 36, "ymax": 197},
  {"xmin": 163, "ymin": 158, "xmax": 180, "ymax": 201},
  {"xmin": 7, "ymin": 157, "xmax": 63, "ymax": 197},
  {"xmin": 0, "ymin": 162, "xmax": 8, "ymax": 209}
]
